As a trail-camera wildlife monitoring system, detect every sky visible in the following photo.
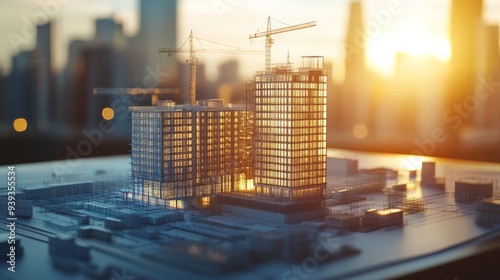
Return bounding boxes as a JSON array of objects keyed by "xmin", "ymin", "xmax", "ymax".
[{"xmin": 1, "ymin": 0, "xmax": 500, "ymax": 82}]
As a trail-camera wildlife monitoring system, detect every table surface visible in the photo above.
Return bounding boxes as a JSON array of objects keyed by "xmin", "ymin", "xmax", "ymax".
[{"xmin": 0, "ymin": 149, "xmax": 499, "ymax": 280}]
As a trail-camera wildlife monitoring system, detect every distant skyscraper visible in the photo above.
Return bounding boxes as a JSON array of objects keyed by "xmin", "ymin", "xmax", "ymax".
[
  {"xmin": 0, "ymin": 70, "xmax": 6, "ymax": 124},
  {"xmin": 345, "ymin": 1, "xmax": 365, "ymax": 83},
  {"xmin": 7, "ymin": 51, "xmax": 37, "ymax": 124},
  {"xmin": 95, "ymin": 18, "xmax": 126, "ymax": 49},
  {"xmin": 35, "ymin": 21, "xmax": 54, "ymax": 130},
  {"xmin": 475, "ymin": 24, "xmax": 500, "ymax": 133},
  {"xmin": 139, "ymin": 0, "xmax": 177, "ymax": 77},
  {"xmin": 215, "ymin": 60, "xmax": 246, "ymax": 103},
  {"xmin": 341, "ymin": 1, "xmax": 371, "ymax": 134},
  {"xmin": 446, "ymin": 0, "xmax": 483, "ymax": 139},
  {"xmin": 217, "ymin": 60, "xmax": 239, "ymax": 84},
  {"xmin": 64, "ymin": 18, "xmax": 129, "ymax": 135},
  {"xmin": 65, "ymin": 39, "xmax": 91, "ymax": 127},
  {"xmin": 78, "ymin": 46, "xmax": 129, "ymax": 133},
  {"xmin": 390, "ymin": 53, "xmax": 446, "ymax": 137},
  {"xmin": 449, "ymin": 0, "xmax": 482, "ymax": 81}
]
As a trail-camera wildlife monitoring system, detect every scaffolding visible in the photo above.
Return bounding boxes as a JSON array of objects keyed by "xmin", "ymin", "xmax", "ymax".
[
  {"xmin": 384, "ymin": 188, "xmax": 426, "ymax": 214},
  {"xmin": 385, "ymin": 189, "xmax": 405, "ymax": 209},
  {"xmin": 402, "ymin": 197, "xmax": 426, "ymax": 214}
]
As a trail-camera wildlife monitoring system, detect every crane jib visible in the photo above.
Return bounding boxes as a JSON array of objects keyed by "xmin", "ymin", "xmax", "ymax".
[{"xmin": 249, "ymin": 21, "xmax": 316, "ymax": 39}]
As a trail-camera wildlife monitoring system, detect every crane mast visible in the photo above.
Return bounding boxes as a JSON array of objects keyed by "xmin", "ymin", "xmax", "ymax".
[
  {"xmin": 188, "ymin": 31, "xmax": 197, "ymax": 106},
  {"xmin": 249, "ymin": 16, "xmax": 316, "ymax": 71},
  {"xmin": 265, "ymin": 18, "xmax": 273, "ymax": 72}
]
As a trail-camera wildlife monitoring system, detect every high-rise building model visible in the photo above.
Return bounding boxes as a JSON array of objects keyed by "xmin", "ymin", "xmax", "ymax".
[{"xmin": 215, "ymin": 57, "xmax": 328, "ymax": 223}]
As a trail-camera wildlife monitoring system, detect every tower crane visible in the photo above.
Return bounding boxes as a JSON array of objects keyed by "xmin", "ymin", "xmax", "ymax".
[
  {"xmin": 249, "ymin": 16, "xmax": 316, "ymax": 71},
  {"xmin": 159, "ymin": 31, "xmax": 262, "ymax": 106}
]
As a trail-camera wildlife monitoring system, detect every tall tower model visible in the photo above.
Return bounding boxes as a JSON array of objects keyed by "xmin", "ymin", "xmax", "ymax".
[{"xmin": 253, "ymin": 57, "xmax": 327, "ymax": 202}]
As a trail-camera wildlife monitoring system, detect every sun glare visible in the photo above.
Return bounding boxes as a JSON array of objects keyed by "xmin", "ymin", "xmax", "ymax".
[
  {"xmin": 395, "ymin": 22, "xmax": 450, "ymax": 61},
  {"xmin": 368, "ymin": 20, "xmax": 450, "ymax": 76}
]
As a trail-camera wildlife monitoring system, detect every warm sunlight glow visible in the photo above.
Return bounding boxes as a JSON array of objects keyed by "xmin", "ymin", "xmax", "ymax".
[
  {"xmin": 201, "ymin": 196, "xmax": 210, "ymax": 207},
  {"xmin": 368, "ymin": 20, "xmax": 450, "ymax": 76},
  {"xmin": 168, "ymin": 199, "xmax": 185, "ymax": 209},
  {"xmin": 399, "ymin": 155, "xmax": 427, "ymax": 170},
  {"xmin": 394, "ymin": 22, "xmax": 450, "ymax": 61},
  {"xmin": 101, "ymin": 107, "xmax": 115, "ymax": 120},
  {"xmin": 236, "ymin": 173, "xmax": 255, "ymax": 192},
  {"xmin": 406, "ymin": 182, "xmax": 423, "ymax": 199},
  {"xmin": 13, "ymin": 118, "xmax": 28, "ymax": 132}
]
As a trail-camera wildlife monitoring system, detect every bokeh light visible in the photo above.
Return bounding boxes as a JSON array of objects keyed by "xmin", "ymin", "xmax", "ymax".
[
  {"xmin": 101, "ymin": 107, "xmax": 115, "ymax": 120},
  {"xmin": 13, "ymin": 118, "xmax": 28, "ymax": 132},
  {"xmin": 353, "ymin": 123, "xmax": 369, "ymax": 139}
]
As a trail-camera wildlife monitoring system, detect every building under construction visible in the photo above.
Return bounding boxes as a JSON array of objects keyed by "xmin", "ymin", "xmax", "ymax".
[
  {"xmin": 217, "ymin": 57, "xmax": 328, "ymax": 222},
  {"xmin": 129, "ymin": 56, "xmax": 328, "ymax": 223},
  {"xmin": 127, "ymin": 17, "xmax": 326, "ymax": 222}
]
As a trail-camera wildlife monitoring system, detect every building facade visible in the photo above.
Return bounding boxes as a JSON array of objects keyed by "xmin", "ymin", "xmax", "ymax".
[
  {"xmin": 250, "ymin": 56, "xmax": 327, "ymax": 202},
  {"xmin": 216, "ymin": 57, "xmax": 328, "ymax": 222},
  {"xmin": 130, "ymin": 100, "xmax": 252, "ymax": 204}
]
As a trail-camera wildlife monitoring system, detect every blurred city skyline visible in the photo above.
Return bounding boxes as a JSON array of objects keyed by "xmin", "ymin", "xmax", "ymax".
[
  {"xmin": 2, "ymin": 0, "xmax": 500, "ymax": 82},
  {"xmin": 1, "ymin": 0, "xmax": 500, "ymax": 165}
]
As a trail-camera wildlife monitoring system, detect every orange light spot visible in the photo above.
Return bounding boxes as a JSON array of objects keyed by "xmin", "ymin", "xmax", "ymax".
[
  {"xmin": 13, "ymin": 118, "xmax": 28, "ymax": 132},
  {"xmin": 101, "ymin": 107, "xmax": 114, "ymax": 120},
  {"xmin": 353, "ymin": 123, "xmax": 368, "ymax": 139}
]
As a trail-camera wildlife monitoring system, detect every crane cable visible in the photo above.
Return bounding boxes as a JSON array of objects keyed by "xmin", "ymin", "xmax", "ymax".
[{"xmin": 173, "ymin": 31, "xmax": 261, "ymax": 53}]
